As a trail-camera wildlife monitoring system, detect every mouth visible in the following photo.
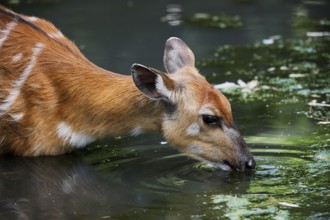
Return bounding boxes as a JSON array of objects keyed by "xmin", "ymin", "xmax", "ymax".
[
  {"xmin": 206, "ymin": 161, "xmax": 232, "ymax": 171},
  {"xmin": 187, "ymin": 153, "xmax": 254, "ymax": 172},
  {"xmin": 188, "ymin": 153, "xmax": 235, "ymax": 171},
  {"xmin": 207, "ymin": 158, "xmax": 256, "ymax": 172}
]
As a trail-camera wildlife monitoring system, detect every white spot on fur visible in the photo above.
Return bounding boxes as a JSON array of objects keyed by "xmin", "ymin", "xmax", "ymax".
[
  {"xmin": 30, "ymin": 83, "xmax": 41, "ymax": 89},
  {"xmin": 156, "ymin": 75, "xmax": 171, "ymax": 98},
  {"xmin": 130, "ymin": 127, "xmax": 143, "ymax": 136},
  {"xmin": 12, "ymin": 53, "xmax": 23, "ymax": 63},
  {"xmin": 48, "ymin": 31, "xmax": 64, "ymax": 39},
  {"xmin": 188, "ymin": 144, "xmax": 203, "ymax": 155},
  {"xmin": 186, "ymin": 122, "xmax": 200, "ymax": 136},
  {"xmin": 0, "ymin": 43, "xmax": 44, "ymax": 115},
  {"xmin": 28, "ymin": 16, "xmax": 38, "ymax": 22},
  {"xmin": 9, "ymin": 113, "xmax": 24, "ymax": 121},
  {"xmin": 0, "ymin": 21, "xmax": 17, "ymax": 49},
  {"xmin": 56, "ymin": 122, "xmax": 95, "ymax": 148}
]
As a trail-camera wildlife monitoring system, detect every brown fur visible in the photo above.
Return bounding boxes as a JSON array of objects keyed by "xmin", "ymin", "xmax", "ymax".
[{"xmin": 0, "ymin": 6, "xmax": 160, "ymax": 155}]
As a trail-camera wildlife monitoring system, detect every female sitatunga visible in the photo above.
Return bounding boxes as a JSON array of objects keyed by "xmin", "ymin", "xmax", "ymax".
[{"xmin": 0, "ymin": 6, "xmax": 255, "ymax": 171}]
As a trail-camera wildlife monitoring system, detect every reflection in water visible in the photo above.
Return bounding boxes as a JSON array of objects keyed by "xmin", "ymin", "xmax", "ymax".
[
  {"xmin": 0, "ymin": 151, "xmax": 253, "ymax": 219},
  {"xmin": 161, "ymin": 4, "xmax": 182, "ymax": 26},
  {"xmin": 0, "ymin": 155, "xmax": 138, "ymax": 219}
]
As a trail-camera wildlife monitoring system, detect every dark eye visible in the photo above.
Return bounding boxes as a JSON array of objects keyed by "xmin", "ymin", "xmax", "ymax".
[{"xmin": 202, "ymin": 115, "xmax": 221, "ymax": 126}]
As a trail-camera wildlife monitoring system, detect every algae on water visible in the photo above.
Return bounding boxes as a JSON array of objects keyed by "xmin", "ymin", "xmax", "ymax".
[
  {"xmin": 186, "ymin": 13, "xmax": 243, "ymax": 29},
  {"xmin": 200, "ymin": 36, "xmax": 330, "ymax": 124}
]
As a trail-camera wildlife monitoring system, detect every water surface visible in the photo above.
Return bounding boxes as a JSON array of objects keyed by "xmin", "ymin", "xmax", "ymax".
[{"xmin": 0, "ymin": 0, "xmax": 329, "ymax": 219}]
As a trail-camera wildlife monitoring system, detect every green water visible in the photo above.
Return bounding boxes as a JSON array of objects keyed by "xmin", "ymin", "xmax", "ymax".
[{"xmin": 1, "ymin": 0, "xmax": 329, "ymax": 219}]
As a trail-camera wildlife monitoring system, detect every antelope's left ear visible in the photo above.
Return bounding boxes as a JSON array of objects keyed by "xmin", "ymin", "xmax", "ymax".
[{"xmin": 131, "ymin": 63, "xmax": 175, "ymax": 100}]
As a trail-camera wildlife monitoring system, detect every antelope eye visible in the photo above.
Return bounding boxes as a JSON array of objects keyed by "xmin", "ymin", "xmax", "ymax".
[{"xmin": 202, "ymin": 115, "xmax": 220, "ymax": 125}]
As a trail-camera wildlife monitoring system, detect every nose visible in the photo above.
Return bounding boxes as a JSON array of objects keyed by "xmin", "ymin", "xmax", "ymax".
[
  {"xmin": 237, "ymin": 157, "xmax": 256, "ymax": 171},
  {"xmin": 246, "ymin": 158, "xmax": 256, "ymax": 170}
]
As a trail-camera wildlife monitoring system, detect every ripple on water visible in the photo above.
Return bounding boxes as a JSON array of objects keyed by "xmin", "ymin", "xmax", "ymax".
[
  {"xmin": 249, "ymin": 143, "xmax": 313, "ymax": 193},
  {"xmin": 85, "ymin": 142, "xmax": 258, "ymax": 198},
  {"xmin": 82, "ymin": 135, "xmax": 329, "ymax": 219}
]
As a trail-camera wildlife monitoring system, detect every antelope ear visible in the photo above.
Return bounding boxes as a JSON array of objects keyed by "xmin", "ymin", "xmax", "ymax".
[
  {"xmin": 131, "ymin": 63, "xmax": 175, "ymax": 100},
  {"xmin": 163, "ymin": 37, "xmax": 195, "ymax": 74}
]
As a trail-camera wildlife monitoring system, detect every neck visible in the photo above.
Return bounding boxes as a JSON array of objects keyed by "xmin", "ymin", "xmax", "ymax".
[{"xmin": 50, "ymin": 61, "xmax": 163, "ymax": 140}]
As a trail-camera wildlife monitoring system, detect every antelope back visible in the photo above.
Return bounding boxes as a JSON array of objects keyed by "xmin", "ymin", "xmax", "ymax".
[
  {"xmin": 0, "ymin": 6, "xmax": 161, "ymax": 156},
  {"xmin": 0, "ymin": 6, "xmax": 91, "ymax": 155}
]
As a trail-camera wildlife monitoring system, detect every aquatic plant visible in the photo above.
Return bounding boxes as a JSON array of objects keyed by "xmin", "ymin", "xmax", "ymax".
[
  {"xmin": 186, "ymin": 13, "xmax": 243, "ymax": 29},
  {"xmin": 199, "ymin": 36, "xmax": 330, "ymax": 124}
]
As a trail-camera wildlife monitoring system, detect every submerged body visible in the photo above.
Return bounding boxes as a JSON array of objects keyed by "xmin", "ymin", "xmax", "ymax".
[{"xmin": 0, "ymin": 6, "xmax": 255, "ymax": 171}]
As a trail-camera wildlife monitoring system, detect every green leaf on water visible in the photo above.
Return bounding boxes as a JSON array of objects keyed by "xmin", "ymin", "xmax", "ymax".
[
  {"xmin": 226, "ymin": 197, "xmax": 251, "ymax": 208},
  {"xmin": 211, "ymin": 194, "xmax": 234, "ymax": 204},
  {"xmin": 186, "ymin": 13, "xmax": 243, "ymax": 29},
  {"xmin": 225, "ymin": 207, "xmax": 277, "ymax": 220}
]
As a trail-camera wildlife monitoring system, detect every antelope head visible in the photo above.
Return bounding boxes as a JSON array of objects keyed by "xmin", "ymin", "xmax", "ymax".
[{"xmin": 131, "ymin": 37, "xmax": 255, "ymax": 171}]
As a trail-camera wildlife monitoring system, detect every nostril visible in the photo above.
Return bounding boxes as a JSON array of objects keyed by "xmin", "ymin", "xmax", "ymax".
[{"xmin": 246, "ymin": 158, "xmax": 256, "ymax": 169}]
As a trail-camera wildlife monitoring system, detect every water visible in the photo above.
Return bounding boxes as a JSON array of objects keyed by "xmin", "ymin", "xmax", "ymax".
[{"xmin": 1, "ymin": 0, "xmax": 329, "ymax": 219}]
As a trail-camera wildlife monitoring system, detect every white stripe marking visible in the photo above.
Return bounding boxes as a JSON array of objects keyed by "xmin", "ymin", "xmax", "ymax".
[
  {"xmin": 9, "ymin": 113, "xmax": 24, "ymax": 121},
  {"xmin": 48, "ymin": 31, "xmax": 64, "ymax": 39},
  {"xmin": 12, "ymin": 53, "xmax": 23, "ymax": 63},
  {"xmin": 0, "ymin": 21, "xmax": 17, "ymax": 49},
  {"xmin": 56, "ymin": 122, "xmax": 95, "ymax": 148},
  {"xmin": 0, "ymin": 43, "xmax": 44, "ymax": 115},
  {"xmin": 28, "ymin": 16, "xmax": 38, "ymax": 22}
]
